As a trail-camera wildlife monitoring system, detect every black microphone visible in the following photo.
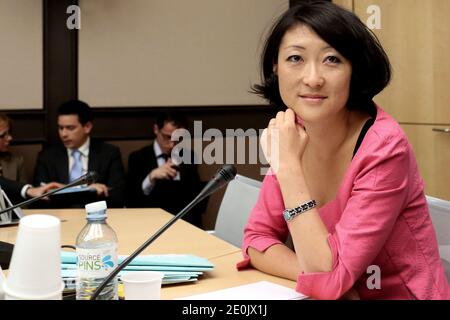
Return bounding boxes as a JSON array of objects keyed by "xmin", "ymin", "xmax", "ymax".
[
  {"xmin": 90, "ymin": 164, "xmax": 237, "ymax": 300},
  {"xmin": 193, "ymin": 164, "xmax": 237, "ymax": 202},
  {"xmin": 0, "ymin": 171, "xmax": 98, "ymax": 269},
  {"xmin": 0, "ymin": 171, "xmax": 98, "ymax": 216}
]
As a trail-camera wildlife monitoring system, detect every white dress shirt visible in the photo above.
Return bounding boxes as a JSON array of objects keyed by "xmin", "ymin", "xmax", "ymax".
[
  {"xmin": 142, "ymin": 141, "xmax": 180, "ymax": 195},
  {"xmin": 23, "ymin": 138, "xmax": 91, "ymax": 199}
]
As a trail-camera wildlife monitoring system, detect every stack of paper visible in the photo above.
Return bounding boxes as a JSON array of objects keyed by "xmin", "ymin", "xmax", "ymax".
[
  {"xmin": 60, "ymin": 251, "xmax": 214, "ymax": 290},
  {"xmin": 178, "ymin": 281, "xmax": 308, "ymax": 300}
]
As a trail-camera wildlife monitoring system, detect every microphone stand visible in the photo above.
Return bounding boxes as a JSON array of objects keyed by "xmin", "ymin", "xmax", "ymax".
[
  {"xmin": 90, "ymin": 165, "xmax": 237, "ymax": 300},
  {"xmin": 0, "ymin": 172, "xmax": 98, "ymax": 269},
  {"xmin": 0, "ymin": 172, "xmax": 98, "ymax": 216}
]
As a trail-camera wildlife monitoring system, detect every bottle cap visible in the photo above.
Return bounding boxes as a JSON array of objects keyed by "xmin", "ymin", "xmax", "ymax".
[{"xmin": 85, "ymin": 201, "xmax": 107, "ymax": 213}]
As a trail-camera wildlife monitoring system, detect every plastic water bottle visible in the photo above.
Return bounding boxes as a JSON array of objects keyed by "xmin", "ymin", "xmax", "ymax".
[{"xmin": 76, "ymin": 201, "xmax": 118, "ymax": 300}]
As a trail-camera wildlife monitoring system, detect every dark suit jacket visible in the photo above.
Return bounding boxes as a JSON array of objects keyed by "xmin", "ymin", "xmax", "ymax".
[
  {"xmin": 0, "ymin": 176, "xmax": 26, "ymax": 201},
  {"xmin": 0, "ymin": 152, "xmax": 27, "ymax": 182},
  {"xmin": 33, "ymin": 139, "xmax": 125, "ymax": 208},
  {"xmin": 126, "ymin": 143, "xmax": 205, "ymax": 228},
  {"xmin": 0, "ymin": 152, "xmax": 27, "ymax": 204}
]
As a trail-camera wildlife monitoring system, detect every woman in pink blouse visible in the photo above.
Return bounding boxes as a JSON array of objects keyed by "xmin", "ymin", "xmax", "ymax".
[{"xmin": 238, "ymin": 1, "xmax": 449, "ymax": 300}]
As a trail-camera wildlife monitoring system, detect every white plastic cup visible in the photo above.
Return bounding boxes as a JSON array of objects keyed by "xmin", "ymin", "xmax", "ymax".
[
  {"xmin": 0, "ymin": 265, "xmax": 5, "ymax": 300},
  {"xmin": 2, "ymin": 214, "xmax": 64, "ymax": 300},
  {"xmin": 121, "ymin": 271, "xmax": 164, "ymax": 300}
]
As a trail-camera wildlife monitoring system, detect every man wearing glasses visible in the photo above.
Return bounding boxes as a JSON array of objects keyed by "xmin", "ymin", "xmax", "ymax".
[
  {"xmin": 126, "ymin": 111, "xmax": 204, "ymax": 228},
  {"xmin": 0, "ymin": 113, "xmax": 61, "ymax": 201}
]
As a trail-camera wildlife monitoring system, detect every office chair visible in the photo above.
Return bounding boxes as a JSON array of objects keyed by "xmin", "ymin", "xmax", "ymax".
[
  {"xmin": 426, "ymin": 195, "xmax": 450, "ymax": 282},
  {"xmin": 209, "ymin": 174, "xmax": 262, "ymax": 248}
]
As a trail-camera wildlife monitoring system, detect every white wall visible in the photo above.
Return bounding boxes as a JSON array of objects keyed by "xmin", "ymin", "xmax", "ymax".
[
  {"xmin": 78, "ymin": 0, "xmax": 288, "ymax": 107},
  {"xmin": 0, "ymin": 0, "xmax": 43, "ymax": 110}
]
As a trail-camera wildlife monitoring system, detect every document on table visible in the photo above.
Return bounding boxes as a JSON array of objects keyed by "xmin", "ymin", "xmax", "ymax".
[
  {"xmin": 61, "ymin": 251, "xmax": 214, "ymax": 269},
  {"xmin": 52, "ymin": 186, "xmax": 95, "ymax": 194},
  {"xmin": 177, "ymin": 281, "xmax": 308, "ymax": 300},
  {"xmin": 60, "ymin": 251, "xmax": 214, "ymax": 288}
]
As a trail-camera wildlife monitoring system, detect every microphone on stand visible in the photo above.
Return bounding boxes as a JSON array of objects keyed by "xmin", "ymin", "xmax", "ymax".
[
  {"xmin": 0, "ymin": 171, "xmax": 98, "ymax": 216},
  {"xmin": 90, "ymin": 164, "xmax": 237, "ymax": 300},
  {"xmin": 0, "ymin": 172, "xmax": 98, "ymax": 269}
]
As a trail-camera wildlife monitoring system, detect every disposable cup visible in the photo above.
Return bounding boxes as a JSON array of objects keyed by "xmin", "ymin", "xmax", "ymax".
[
  {"xmin": 2, "ymin": 214, "xmax": 64, "ymax": 300},
  {"xmin": 0, "ymin": 265, "xmax": 5, "ymax": 300},
  {"xmin": 4, "ymin": 289, "xmax": 63, "ymax": 300},
  {"xmin": 121, "ymin": 271, "xmax": 164, "ymax": 300}
]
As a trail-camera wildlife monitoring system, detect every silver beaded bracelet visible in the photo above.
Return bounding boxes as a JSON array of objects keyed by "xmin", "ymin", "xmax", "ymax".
[{"xmin": 283, "ymin": 200, "xmax": 317, "ymax": 221}]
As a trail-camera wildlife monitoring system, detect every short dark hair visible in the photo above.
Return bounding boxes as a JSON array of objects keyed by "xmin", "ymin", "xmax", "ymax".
[
  {"xmin": 252, "ymin": 1, "xmax": 391, "ymax": 114},
  {"xmin": 58, "ymin": 99, "xmax": 93, "ymax": 125},
  {"xmin": 155, "ymin": 110, "xmax": 188, "ymax": 129}
]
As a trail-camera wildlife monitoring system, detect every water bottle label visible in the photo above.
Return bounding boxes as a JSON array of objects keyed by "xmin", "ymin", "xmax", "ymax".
[{"xmin": 76, "ymin": 246, "xmax": 118, "ymax": 278}]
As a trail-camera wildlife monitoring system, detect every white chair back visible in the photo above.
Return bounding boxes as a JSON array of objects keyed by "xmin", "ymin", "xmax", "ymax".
[
  {"xmin": 213, "ymin": 175, "xmax": 262, "ymax": 248},
  {"xmin": 426, "ymin": 195, "xmax": 450, "ymax": 282}
]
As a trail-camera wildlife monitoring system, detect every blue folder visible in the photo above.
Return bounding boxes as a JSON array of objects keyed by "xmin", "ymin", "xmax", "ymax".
[
  {"xmin": 61, "ymin": 251, "xmax": 214, "ymax": 269},
  {"xmin": 60, "ymin": 251, "xmax": 214, "ymax": 288}
]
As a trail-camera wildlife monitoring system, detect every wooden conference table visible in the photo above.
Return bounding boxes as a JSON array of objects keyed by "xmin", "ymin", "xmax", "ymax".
[{"xmin": 0, "ymin": 208, "xmax": 296, "ymax": 299}]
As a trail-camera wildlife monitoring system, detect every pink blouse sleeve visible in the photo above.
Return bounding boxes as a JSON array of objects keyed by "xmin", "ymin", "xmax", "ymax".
[
  {"xmin": 296, "ymin": 134, "xmax": 413, "ymax": 299},
  {"xmin": 237, "ymin": 171, "xmax": 290, "ymax": 269}
]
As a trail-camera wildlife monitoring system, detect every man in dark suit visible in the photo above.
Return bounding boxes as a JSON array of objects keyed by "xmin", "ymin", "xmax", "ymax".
[
  {"xmin": 126, "ymin": 111, "xmax": 205, "ymax": 228},
  {"xmin": 33, "ymin": 100, "xmax": 125, "ymax": 208}
]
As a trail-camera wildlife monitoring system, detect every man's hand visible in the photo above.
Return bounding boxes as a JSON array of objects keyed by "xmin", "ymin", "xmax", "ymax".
[
  {"xmin": 88, "ymin": 183, "xmax": 109, "ymax": 197},
  {"xmin": 26, "ymin": 182, "xmax": 64, "ymax": 198},
  {"xmin": 148, "ymin": 160, "xmax": 178, "ymax": 183}
]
